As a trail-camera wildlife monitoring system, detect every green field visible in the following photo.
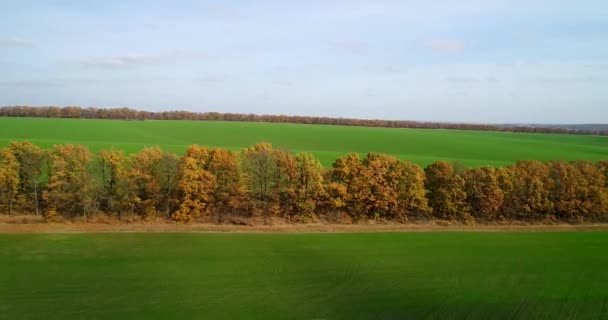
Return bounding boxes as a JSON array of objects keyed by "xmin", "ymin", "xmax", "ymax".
[
  {"xmin": 1, "ymin": 232, "xmax": 607, "ymax": 319},
  {"xmin": 0, "ymin": 117, "xmax": 606, "ymax": 166}
]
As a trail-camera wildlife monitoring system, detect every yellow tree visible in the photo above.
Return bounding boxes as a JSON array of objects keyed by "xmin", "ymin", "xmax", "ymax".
[
  {"xmin": 546, "ymin": 161, "xmax": 582, "ymax": 219},
  {"xmin": 361, "ymin": 153, "xmax": 401, "ymax": 219},
  {"xmin": 172, "ymin": 145, "xmax": 216, "ymax": 222},
  {"xmin": 504, "ymin": 160, "xmax": 552, "ymax": 220},
  {"xmin": 462, "ymin": 166, "xmax": 504, "ymax": 221},
  {"xmin": 0, "ymin": 148, "xmax": 20, "ymax": 215},
  {"xmin": 241, "ymin": 143, "xmax": 279, "ymax": 215},
  {"xmin": 98, "ymin": 150, "xmax": 133, "ymax": 216},
  {"xmin": 273, "ymin": 149, "xmax": 298, "ymax": 217},
  {"xmin": 572, "ymin": 161, "xmax": 608, "ymax": 219},
  {"xmin": 8, "ymin": 141, "xmax": 45, "ymax": 215},
  {"xmin": 44, "ymin": 145, "xmax": 96, "ymax": 217},
  {"xmin": 598, "ymin": 161, "xmax": 608, "ymax": 188},
  {"xmin": 330, "ymin": 153, "xmax": 367, "ymax": 219},
  {"xmin": 293, "ymin": 153, "xmax": 324, "ymax": 218},
  {"xmin": 395, "ymin": 161, "xmax": 430, "ymax": 220},
  {"xmin": 207, "ymin": 148, "xmax": 243, "ymax": 215},
  {"xmin": 424, "ymin": 161, "xmax": 470, "ymax": 221},
  {"xmin": 130, "ymin": 147, "xmax": 179, "ymax": 218}
]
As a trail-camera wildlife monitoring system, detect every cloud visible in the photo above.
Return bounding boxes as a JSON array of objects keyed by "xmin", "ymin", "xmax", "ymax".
[
  {"xmin": 446, "ymin": 76, "xmax": 500, "ymax": 83},
  {"xmin": 81, "ymin": 51, "xmax": 209, "ymax": 68},
  {"xmin": 0, "ymin": 79, "xmax": 63, "ymax": 88},
  {"xmin": 362, "ymin": 89, "xmax": 377, "ymax": 98},
  {"xmin": 197, "ymin": 75, "xmax": 229, "ymax": 84},
  {"xmin": 423, "ymin": 39, "xmax": 464, "ymax": 53},
  {"xmin": 0, "ymin": 78, "xmax": 103, "ymax": 88},
  {"xmin": 0, "ymin": 37, "xmax": 36, "ymax": 48},
  {"xmin": 365, "ymin": 65, "xmax": 408, "ymax": 74},
  {"xmin": 329, "ymin": 40, "xmax": 369, "ymax": 55},
  {"xmin": 272, "ymin": 80, "xmax": 294, "ymax": 87},
  {"xmin": 82, "ymin": 54, "xmax": 162, "ymax": 67},
  {"xmin": 446, "ymin": 76, "xmax": 479, "ymax": 83},
  {"xmin": 538, "ymin": 76, "xmax": 604, "ymax": 84}
]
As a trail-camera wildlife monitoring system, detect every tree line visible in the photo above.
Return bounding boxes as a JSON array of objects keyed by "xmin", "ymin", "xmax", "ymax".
[
  {"xmin": 1, "ymin": 141, "xmax": 607, "ymax": 223},
  {"xmin": 2, "ymin": 106, "xmax": 606, "ymax": 136}
]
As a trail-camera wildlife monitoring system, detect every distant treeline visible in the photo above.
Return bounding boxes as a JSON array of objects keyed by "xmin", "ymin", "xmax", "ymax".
[
  {"xmin": 2, "ymin": 105, "xmax": 607, "ymax": 136},
  {"xmin": 1, "ymin": 141, "xmax": 607, "ymax": 223}
]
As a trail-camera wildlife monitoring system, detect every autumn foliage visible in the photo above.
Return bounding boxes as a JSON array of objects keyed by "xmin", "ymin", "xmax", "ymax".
[{"xmin": 0, "ymin": 141, "xmax": 607, "ymax": 223}]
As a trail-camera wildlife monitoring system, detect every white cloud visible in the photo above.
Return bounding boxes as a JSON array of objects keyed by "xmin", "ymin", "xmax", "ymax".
[
  {"xmin": 0, "ymin": 37, "xmax": 36, "ymax": 48},
  {"xmin": 81, "ymin": 51, "xmax": 209, "ymax": 68},
  {"xmin": 197, "ymin": 75, "xmax": 229, "ymax": 84},
  {"xmin": 446, "ymin": 76, "xmax": 479, "ymax": 83},
  {"xmin": 423, "ymin": 39, "xmax": 465, "ymax": 53},
  {"xmin": 82, "ymin": 54, "xmax": 162, "ymax": 67},
  {"xmin": 329, "ymin": 40, "xmax": 369, "ymax": 55}
]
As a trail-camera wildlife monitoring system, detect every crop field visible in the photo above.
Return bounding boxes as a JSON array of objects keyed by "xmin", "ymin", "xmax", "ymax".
[
  {"xmin": 0, "ymin": 117, "xmax": 606, "ymax": 167},
  {"xmin": 0, "ymin": 232, "xmax": 607, "ymax": 319}
]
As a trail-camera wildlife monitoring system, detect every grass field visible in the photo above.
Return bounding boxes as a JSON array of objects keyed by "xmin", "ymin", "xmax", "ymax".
[
  {"xmin": 0, "ymin": 117, "xmax": 606, "ymax": 167},
  {"xmin": 1, "ymin": 232, "xmax": 607, "ymax": 319}
]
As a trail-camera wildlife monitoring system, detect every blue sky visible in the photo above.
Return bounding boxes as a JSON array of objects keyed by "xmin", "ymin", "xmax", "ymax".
[{"xmin": 1, "ymin": 0, "xmax": 607, "ymax": 123}]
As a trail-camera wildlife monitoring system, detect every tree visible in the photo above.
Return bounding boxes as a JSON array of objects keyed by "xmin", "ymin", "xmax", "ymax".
[
  {"xmin": 130, "ymin": 147, "xmax": 179, "ymax": 218},
  {"xmin": 598, "ymin": 161, "xmax": 608, "ymax": 188},
  {"xmin": 8, "ymin": 141, "xmax": 45, "ymax": 215},
  {"xmin": 98, "ymin": 150, "xmax": 133, "ymax": 217},
  {"xmin": 424, "ymin": 161, "xmax": 470, "ymax": 221},
  {"xmin": 504, "ymin": 160, "xmax": 552, "ymax": 220},
  {"xmin": 241, "ymin": 143, "xmax": 279, "ymax": 215},
  {"xmin": 273, "ymin": 149, "xmax": 298, "ymax": 217},
  {"xmin": 0, "ymin": 148, "xmax": 20, "ymax": 214},
  {"xmin": 395, "ymin": 161, "xmax": 430, "ymax": 220},
  {"xmin": 172, "ymin": 145, "xmax": 216, "ymax": 222},
  {"xmin": 462, "ymin": 167, "xmax": 504, "ymax": 221},
  {"xmin": 572, "ymin": 161, "xmax": 608, "ymax": 219},
  {"xmin": 44, "ymin": 145, "xmax": 96, "ymax": 217},
  {"xmin": 207, "ymin": 148, "xmax": 244, "ymax": 215},
  {"xmin": 292, "ymin": 153, "xmax": 324, "ymax": 218},
  {"xmin": 361, "ymin": 153, "xmax": 401, "ymax": 219},
  {"xmin": 546, "ymin": 161, "xmax": 583, "ymax": 219},
  {"xmin": 329, "ymin": 153, "xmax": 367, "ymax": 218},
  {"xmin": 156, "ymin": 152, "xmax": 180, "ymax": 216}
]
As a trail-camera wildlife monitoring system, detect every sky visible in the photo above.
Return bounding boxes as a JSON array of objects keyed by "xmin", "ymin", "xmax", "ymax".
[{"xmin": 1, "ymin": 0, "xmax": 607, "ymax": 123}]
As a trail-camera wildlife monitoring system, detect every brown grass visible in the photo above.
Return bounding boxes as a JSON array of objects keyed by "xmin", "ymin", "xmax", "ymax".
[{"xmin": 1, "ymin": 215, "xmax": 608, "ymax": 233}]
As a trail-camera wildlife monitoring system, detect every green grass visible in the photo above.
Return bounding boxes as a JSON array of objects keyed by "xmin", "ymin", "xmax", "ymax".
[
  {"xmin": 0, "ymin": 117, "xmax": 606, "ymax": 167},
  {"xmin": 1, "ymin": 232, "xmax": 607, "ymax": 319}
]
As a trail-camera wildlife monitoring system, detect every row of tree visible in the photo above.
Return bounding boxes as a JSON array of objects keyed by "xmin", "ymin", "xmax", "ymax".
[
  {"xmin": 2, "ymin": 106, "xmax": 606, "ymax": 136},
  {"xmin": 1, "ymin": 141, "xmax": 607, "ymax": 223}
]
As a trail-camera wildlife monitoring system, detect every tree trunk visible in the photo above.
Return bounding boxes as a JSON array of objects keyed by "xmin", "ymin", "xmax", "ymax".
[{"xmin": 34, "ymin": 183, "xmax": 39, "ymax": 216}]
